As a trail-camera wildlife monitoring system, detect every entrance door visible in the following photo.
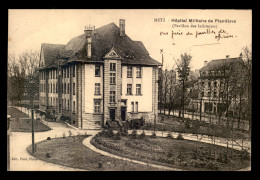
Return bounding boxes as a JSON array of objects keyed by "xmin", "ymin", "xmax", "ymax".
[
  {"xmin": 109, "ymin": 109, "xmax": 115, "ymax": 121},
  {"xmin": 121, "ymin": 107, "xmax": 126, "ymax": 121}
]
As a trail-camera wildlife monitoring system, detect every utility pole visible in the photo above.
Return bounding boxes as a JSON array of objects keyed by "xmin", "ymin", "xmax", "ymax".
[
  {"xmin": 29, "ymin": 77, "xmax": 35, "ymax": 154},
  {"xmin": 200, "ymin": 98, "xmax": 202, "ymax": 121}
]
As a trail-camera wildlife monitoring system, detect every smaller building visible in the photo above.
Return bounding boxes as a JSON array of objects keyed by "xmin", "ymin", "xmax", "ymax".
[{"xmin": 192, "ymin": 55, "xmax": 245, "ymax": 116}]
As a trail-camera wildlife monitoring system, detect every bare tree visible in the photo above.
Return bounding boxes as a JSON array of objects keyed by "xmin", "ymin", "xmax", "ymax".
[{"xmin": 175, "ymin": 53, "xmax": 192, "ymax": 118}]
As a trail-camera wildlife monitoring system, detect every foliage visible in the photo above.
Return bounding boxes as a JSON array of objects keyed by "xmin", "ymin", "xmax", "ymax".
[
  {"xmin": 150, "ymin": 132, "xmax": 157, "ymax": 138},
  {"xmin": 130, "ymin": 129, "xmax": 137, "ymax": 139},
  {"xmin": 45, "ymin": 153, "xmax": 51, "ymax": 158},
  {"xmin": 166, "ymin": 132, "xmax": 174, "ymax": 139},
  {"xmin": 113, "ymin": 132, "xmax": 121, "ymax": 140},
  {"xmin": 176, "ymin": 133, "xmax": 184, "ymax": 140},
  {"xmin": 138, "ymin": 130, "xmax": 146, "ymax": 139},
  {"xmin": 240, "ymin": 150, "xmax": 250, "ymax": 161}
]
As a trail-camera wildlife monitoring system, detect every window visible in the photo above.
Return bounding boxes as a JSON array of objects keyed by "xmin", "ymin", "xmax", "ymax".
[
  {"xmin": 109, "ymin": 91, "xmax": 116, "ymax": 103},
  {"xmin": 51, "ymin": 70, "xmax": 52, "ymax": 79},
  {"xmin": 136, "ymin": 67, "xmax": 141, "ymax": 78},
  {"xmin": 73, "ymin": 83, "xmax": 75, "ymax": 95},
  {"xmin": 136, "ymin": 84, "xmax": 141, "ymax": 95},
  {"xmin": 135, "ymin": 102, "xmax": 138, "ymax": 112},
  {"xmin": 64, "ymin": 68, "xmax": 66, "ymax": 78},
  {"xmin": 68, "ymin": 100, "xmax": 70, "ymax": 110},
  {"xmin": 95, "ymin": 83, "xmax": 101, "ymax": 95},
  {"xmin": 64, "ymin": 99, "xmax": 66, "ymax": 110},
  {"xmin": 73, "ymin": 64, "xmax": 75, "ymax": 77},
  {"xmin": 214, "ymin": 81, "xmax": 217, "ymax": 88},
  {"xmin": 56, "ymin": 69, "xmax": 58, "ymax": 79},
  {"xmin": 110, "ymin": 73, "xmax": 116, "ymax": 84},
  {"xmin": 208, "ymin": 91, "xmax": 210, "ymax": 97},
  {"xmin": 67, "ymin": 83, "xmax": 70, "ymax": 94},
  {"xmin": 214, "ymin": 91, "xmax": 217, "ymax": 98},
  {"xmin": 61, "ymin": 69, "xmax": 63, "ymax": 78},
  {"xmin": 131, "ymin": 102, "xmax": 134, "ymax": 112},
  {"xmin": 64, "ymin": 83, "xmax": 66, "ymax": 94},
  {"xmin": 73, "ymin": 101, "xmax": 75, "ymax": 112},
  {"xmin": 51, "ymin": 97, "xmax": 52, "ymax": 106},
  {"xmin": 127, "ymin": 67, "xmax": 132, "ymax": 78},
  {"xmin": 95, "ymin": 65, "xmax": 100, "ymax": 77},
  {"xmin": 56, "ymin": 83, "xmax": 58, "ymax": 93},
  {"xmin": 110, "ymin": 63, "xmax": 116, "ymax": 71},
  {"xmin": 94, "ymin": 99, "xmax": 101, "ymax": 113},
  {"xmin": 67, "ymin": 67, "xmax": 69, "ymax": 78},
  {"xmin": 127, "ymin": 84, "xmax": 132, "ymax": 95},
  {"xmin": 53, "ymin": 84, "xmax": 55, "ymax": 93}
]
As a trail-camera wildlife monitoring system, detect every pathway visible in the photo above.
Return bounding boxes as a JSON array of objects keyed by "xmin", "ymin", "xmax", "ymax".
[{"xmin": 9, "ymin": 108, "xmax": 98, "ymax": 171}]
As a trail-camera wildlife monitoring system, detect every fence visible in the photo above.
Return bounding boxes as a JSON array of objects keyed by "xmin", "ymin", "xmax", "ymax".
[{"xmin": 158, "ymin": 109, "xmax": 249, "ymax": 131}]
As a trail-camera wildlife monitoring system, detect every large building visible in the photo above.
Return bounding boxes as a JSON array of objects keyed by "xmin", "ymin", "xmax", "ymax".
[
  {"xmin": 191, "ymin": 55, "xmax": 245, "ymax": 116},
  {"xmin": 38, "ymin": 19, "xmax": 161, "ymax": 129}
]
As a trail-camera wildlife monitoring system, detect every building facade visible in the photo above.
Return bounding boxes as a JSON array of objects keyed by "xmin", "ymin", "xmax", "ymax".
[
  {"xmin": 191, "ymin": 55, "xmax": 245, "ymax": 116},
  {"xmin": 38, "ymin": 19, "xmax": 161, "ymax": 129}
]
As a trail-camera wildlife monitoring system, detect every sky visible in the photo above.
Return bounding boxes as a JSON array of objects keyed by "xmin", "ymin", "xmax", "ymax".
[{"xmin": 8, "ymin": 9, "xmax": 252, "ymax": 71}]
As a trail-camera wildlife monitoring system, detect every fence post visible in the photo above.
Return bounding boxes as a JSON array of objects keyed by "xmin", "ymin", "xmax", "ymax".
[{"xmin": 162, "ymin": 124, "xmax": 163, "ymax": 137}]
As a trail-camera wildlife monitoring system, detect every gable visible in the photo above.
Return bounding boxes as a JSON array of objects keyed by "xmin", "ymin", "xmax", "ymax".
[{"xmin": 104, "ymin": 47, "xmax": 122, "ymax": 59}]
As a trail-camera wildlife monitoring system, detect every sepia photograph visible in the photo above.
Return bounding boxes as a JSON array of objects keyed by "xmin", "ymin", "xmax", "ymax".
[{"xmin": 7, "ymin": 9, "xmax": 252, "ymax": 171}]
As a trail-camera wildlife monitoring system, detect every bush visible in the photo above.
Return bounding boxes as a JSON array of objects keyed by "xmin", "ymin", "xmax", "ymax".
[
  {"xmin": 121, "ymin": 127, "xmax": 128, "ymax": 136},
  {"xmin": 47, "ymin": 137, "xmax": 51, "ymax": 140},
  {"xmin": 166, "ymin": 132, "xmax": 173, "ymax": 139},
  {"xmin": 240, "ymin": 150, "xmax": 250, "ymax": 161},
  {"xmin": 130, "ymin": 129, "xmax": 137, "ymax": 139},
  {"xmin": 176, "ymin": 133, "xmax": 184, "ymax": 140},
  {"xmin": 102, "ymin": 129, "xmax": 114, "ymax": 138},
  {"xmin": 114, "ymin": 132, "xmax": 121, "ymax": 140},
  {"xmin": 150, "ymin": 132, "xmax": 156, "ymax": 138},
  {"xmin": 46, "ymin": 153, "xmax": 51, "ymax": 158},
  {"xmin": 138, "ymin": 131, "xmax": 146, "ymax": 138}
]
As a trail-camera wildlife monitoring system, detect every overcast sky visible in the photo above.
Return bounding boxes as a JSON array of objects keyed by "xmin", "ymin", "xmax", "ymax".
[{"xmin": 8, "ymin": 9, "xmax": 252, "ymax": 71}]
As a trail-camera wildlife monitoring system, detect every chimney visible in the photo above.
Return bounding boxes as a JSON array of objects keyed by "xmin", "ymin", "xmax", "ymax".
[
  {"xmin": 119, "ymin": 19, "xmax": 125, "ymax": 36},
  {"xmin": 226, "ymin": 55, "xmax": 230, "ymax": 59},
  {"xmin": 204, "ymin": 60, "xmax": 208, "ymax": 66},
  {"xmin": 84, "ymin": 25, "xmax": 95, "ymax": 58}
]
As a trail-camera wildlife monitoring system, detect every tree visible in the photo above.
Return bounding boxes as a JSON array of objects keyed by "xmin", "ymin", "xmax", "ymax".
[
  {"xmin": 240, "ymin": 47, "xmax": 252, "ymax": 135},
  {"xmin": 175, "ymin": 53, "xmax": 192, "ymax": 118},
  {"xmin": 7, "ymin": 50, "xmax": 40, "ymax": 105}
]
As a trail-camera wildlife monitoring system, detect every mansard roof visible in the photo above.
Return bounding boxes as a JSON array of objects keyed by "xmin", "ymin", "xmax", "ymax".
[
  {"xmin": 40, "ymin": 22, "xmax": 161, "ymax": 68},
  {"xmin": 200, "ymin": 57, "xmax": 242, "ymax": 72}
]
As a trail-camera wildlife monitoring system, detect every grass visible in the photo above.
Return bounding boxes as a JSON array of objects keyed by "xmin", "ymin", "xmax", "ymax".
[
  {"xmin": 27, "ymin": 135, "xmax": 164, "ymax": 171},
  {"xmin": 144, "ymin": 115, "xmax": 250, "ymax": 140},
  {"xmin": 91, "ymin": 133, "xmax": 250, "ymax": 171},
  {"xmin": 7, "ymin": 107, "xmax": 51, "ymax": 132}
]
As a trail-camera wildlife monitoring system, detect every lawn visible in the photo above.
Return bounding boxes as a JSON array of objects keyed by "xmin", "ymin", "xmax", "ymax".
[
  {"xmin": 143, "ymin": 115, "xmax": 250, "ymax": 140},
  {"xmin": 7, "ymin": 107, "xmax": 51, "ymax": 132},
  {"xmin": 91, "ymin": 130, "xmax": 250, "ymax": 171},
  {"xmin": 27, "ymin": 135, "xmax": 164, "ymax": 171}
]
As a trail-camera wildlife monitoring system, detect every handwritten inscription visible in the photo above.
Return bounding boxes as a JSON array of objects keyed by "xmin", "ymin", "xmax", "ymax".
[{"xmin": 160, "ymin": 28, "xmax": 237, "ymax": 43}]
